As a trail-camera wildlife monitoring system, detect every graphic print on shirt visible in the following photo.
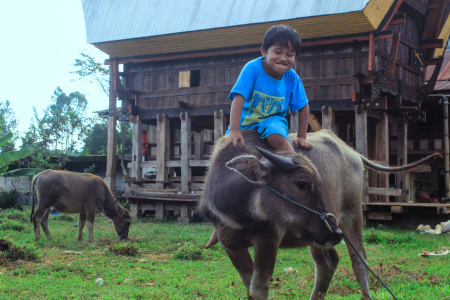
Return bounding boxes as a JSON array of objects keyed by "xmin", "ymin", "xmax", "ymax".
[{"xmin": 241, "ymin": 90, "xmax": 285, "ymax": 127}]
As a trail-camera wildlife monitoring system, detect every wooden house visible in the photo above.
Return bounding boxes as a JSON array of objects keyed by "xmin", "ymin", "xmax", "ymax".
[{"xmin": 82, "ymin": 0, "xmax": 450, "ymax": 221}]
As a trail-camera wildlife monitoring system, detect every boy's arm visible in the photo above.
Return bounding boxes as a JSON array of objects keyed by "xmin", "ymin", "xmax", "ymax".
[
  {"xmin": 293, "ymin": 104, "xmax": 313, "ymax": 150},
  {"xmin": 222, "ymin": 94, "xmax": 246, "ymax": 148}
]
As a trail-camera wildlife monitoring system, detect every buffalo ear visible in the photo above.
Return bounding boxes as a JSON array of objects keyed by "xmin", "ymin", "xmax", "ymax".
[
  {"xmin": 116, "ymin": 204, "xmax": 124, "ymax": 217},
  {"xmin": 226, "ymin": 155, "xmax": 271, "ymax": 184}
]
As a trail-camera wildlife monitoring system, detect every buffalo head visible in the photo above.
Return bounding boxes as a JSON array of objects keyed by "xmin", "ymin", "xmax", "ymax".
[
  {"xmin": 225, "ymin": 147, "xmax": 342, "ymax": 247},
  {"xmin": 111, "ymin": 205, "xmax": 131, "ymax": 240}
]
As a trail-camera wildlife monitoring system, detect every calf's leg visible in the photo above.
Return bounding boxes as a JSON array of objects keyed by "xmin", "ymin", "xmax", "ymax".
[
  {"xmin": 77, "ymin": 213, "xmax": 86, "ymax": 241},
  {"xmin": 32, "ymin": 207, "xmax": 50, "ymax": 240},
  {"xmin": 40, "ymin": 210, "xmax": 51, "ymax": 239},
  {"xmin": 308, "ymin": 246, "xmax": 340, "ymax": 300},
  {"xmin": 86, "ymin": 212, "xmax": 96, "ymax": 243}
]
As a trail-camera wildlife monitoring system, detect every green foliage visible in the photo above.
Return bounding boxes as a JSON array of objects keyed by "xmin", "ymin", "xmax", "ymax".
[
  {"xmin": 1, "ymin": 219, "xmax": 25, "ymax": 232},
  {"xmin": 83, "ymin": 163, "xmax": 97, "ymax": 174},
  {"xmin": 365, "ymin": 228, "xmax": 412, "ymax": 245},
  {"xmin": 174, "ymin": 242, "xmax": 203, "ymax": 260}
]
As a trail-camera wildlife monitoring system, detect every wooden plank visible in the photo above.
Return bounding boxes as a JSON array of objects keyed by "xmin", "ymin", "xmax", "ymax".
[
  {"xmin": 396, "ymin": 118, "xmax": 408, "ymax": 202},
  {"xmin": 308, "ymin": 113, "xmax": 322, "ymax": 132},
  {"xmin": 375, "ymin": 112, "xmax": 389, "ymax": 202},
  {"xmin": 105, "ymin": 65, "xmax": 117, "ymax": 192},
  {"xmin": 156, "ymin": 113, "xmax": 169, "ymax": 189},
  {"xmin": 367, "ymin": 187, "xmax": 402, "ymax": 196},
  {"xmin": 367, "ymin": 212, "xmax": 392, "ymax": 220},
  {"xmin": 189, "ymin": 160, "xmax": 210, "ymax": 167},
  {"xmin": 321, "ymin": 106, "xmax": 335, "ymax": 132},
  {"xmin": 355, "ymin": 105, "xmax": 368, "ymax": 203},
  {"xmin": 289, "ymin": 110, "xmax": 298, "ymax": 133},
  {"xmin": 391, "ymin": 206, "xmax": 407, "ymax": 213},
  {"xmin": 132, "ymin": 115, "xmax": 143, "ymax": 182},
  {"xmin": 214, "ymin": 110, "xmax": 226, "ymax": 141},
  {"xmin": 194, "ymin": 132, "xmax": 202, "ymax": 160},
  {"xmin": 180, "ymin": 112, "xmax": 192, "ymax": 194}
]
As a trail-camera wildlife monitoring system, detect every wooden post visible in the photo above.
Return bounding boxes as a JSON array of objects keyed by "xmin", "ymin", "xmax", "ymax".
[
  {"xmin": 355, "ymin": 105, "xmax": 368, "ymax": 203},
  {"xmin": 308, "ymin": 113, "xmax": 322, "ymax": 132},
  {"xmin": 444, "ymin": 99, "xmax": 450, "ymax": 198},
  {"xmin": 180, "ymin": 112, "xmax": 192, "ymax": 194},
  {"xmin": 214, "ymin": 110, "xmax": 226, "ymax": 142},
  {"xmin": 194, "ymin": 132, "xmax": 203, "ymax": 160},
  {"xmin": 156, "ymin": 113, "xmax": 169, "ymax": 189},
  {"xmin": 396, "ymin": 117, "xmax": 408, "ymax": 202},
  {"xmin": 321, "ymin": 106, "xmax": 335, "ymax": 132},
  {"xmin": 289, "ymin": 110, "xmax": 299, "ymax": 133},
  {"xmin": 105, "ymin": 65, "xmax": 117, "ymax": 193},
  {"xmin": 375, "ymin": 112, "xmax": 389, "ymax": 202},
  {"xmin": 131, "ymin": 115, "xmax": 143, "ymax": 182}
]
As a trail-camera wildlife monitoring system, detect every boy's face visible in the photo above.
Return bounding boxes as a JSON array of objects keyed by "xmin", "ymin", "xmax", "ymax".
[{"xmin": 261, "ymin": 41, "xmax": 297, "ymax": 80}]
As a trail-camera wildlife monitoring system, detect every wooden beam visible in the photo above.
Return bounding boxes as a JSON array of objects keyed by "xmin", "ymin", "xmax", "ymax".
[
  {"xmin": 180, "ymin": 112, "xmax": 192, "ymax": 194},
  {"xmin": 131, "ymin": 115, "xmax": 143, "ymax": 182},
  {"xmin": 214, "ymin": 110, "xmax": 226, "ymax": 142},
  {"xmin": 105, "ymin": 65, "xmax": 117, "ymax": 192},
  {"xmin": 396, "ymin": 118, "xmax": 408, "ymax": 202},
  {"xmin": 321, "ymin": 106, "xmax": 335, "ymax": 132},
  {"xmin": 289, "ymin": 110, "xmax": 299, "ymax": 134},
  {"xmin": 367, "ymin": 187, "xmax": 402, "ymax": 196},
  {"xmin": 355, "ymin": 105, "xmax": 368, "ymax": 203},
  {"xmin": 367, "ymin": 212, "xmax": 392, "ymax": 220},
  {"xmin": 308, "ymin": 113, "xmax": 322, "ymax": 132},
  {"xmin": 156, "ymin": 113, "xmax": 169, "ymax": 189},
  {"xmin": 375, "ymin": 113, "xmax": 389, "ymax": 202}
]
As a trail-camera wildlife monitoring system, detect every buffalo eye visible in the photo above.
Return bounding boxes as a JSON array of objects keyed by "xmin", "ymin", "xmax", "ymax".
[{"xmin": 296, "ymin": 181, "xmax": 310, "ymax": 190}]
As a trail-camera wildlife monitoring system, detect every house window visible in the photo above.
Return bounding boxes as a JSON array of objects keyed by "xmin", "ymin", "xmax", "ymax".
[{"xmin": 179, "ymin": 70, "xmax": 200, "ymax": 88}]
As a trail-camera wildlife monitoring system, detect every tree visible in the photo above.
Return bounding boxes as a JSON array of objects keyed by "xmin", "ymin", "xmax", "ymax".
[
  {"xmin": 35, "ymin": 87, "xmax": 89, "ymax": 154},
  {"xmin": 0, "ymin": 100, "xmax": 19, "ymax": 151},
  {"xmin": 73, "ymin": 52, "xmax": 133, "ymax": 156},
  {"xmin": 83, "ymin": 116, "xmax": 132, "ymax": 155},
  {"xmin": 72, "ymin": 51, "xmax": 109, "ymax": 97}
]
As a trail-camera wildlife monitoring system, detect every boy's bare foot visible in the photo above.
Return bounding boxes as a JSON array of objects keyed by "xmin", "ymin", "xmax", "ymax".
[{"xmin": 205, "ymin": 229, "xmax": 218, "ymax": 248}]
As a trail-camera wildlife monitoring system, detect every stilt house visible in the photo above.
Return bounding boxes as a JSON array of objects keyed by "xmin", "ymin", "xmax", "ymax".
[{"xmin": 82, "ymin": 0, "xmax": 450, "ymax": 221}]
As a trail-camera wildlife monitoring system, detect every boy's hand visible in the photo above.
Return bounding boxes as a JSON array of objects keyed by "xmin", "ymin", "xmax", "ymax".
[
  {"xmin": 222, "ymin": 130, "xmax": 245, "ymax": 149},
  {"xmin": 293, "ymin": 137, "xmax": 313, "ymax": 150}
]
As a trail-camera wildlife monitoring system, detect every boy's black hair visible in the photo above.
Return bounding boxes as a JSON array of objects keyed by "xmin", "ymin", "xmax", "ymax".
[{"xmin": 262, "ymin": 25, "xmax": 302, "ymax": 57}]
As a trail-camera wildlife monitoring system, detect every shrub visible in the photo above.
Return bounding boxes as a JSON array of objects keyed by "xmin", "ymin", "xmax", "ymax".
[
  {"xmin": 174, "ymin": 243, "xmax": 203, "ymax": 261},
  {"xmin": 0, "ymin": 191, "xmax": 17, "ymax": 210},
  {"xmin": 108, "ymin": 242, "xmax": 138, "ymax": 256}
]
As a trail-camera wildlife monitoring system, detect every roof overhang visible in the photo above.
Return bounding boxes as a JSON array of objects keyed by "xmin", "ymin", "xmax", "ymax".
[{"xmin": 92, "ymin": 0, "xmax": 395, "ymax": 58}]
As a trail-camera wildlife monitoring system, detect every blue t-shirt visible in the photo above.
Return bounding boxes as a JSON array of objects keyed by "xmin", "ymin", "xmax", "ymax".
[{"xmin": 229, "ymin": 56, "xmax": 308, "ymax": 129}]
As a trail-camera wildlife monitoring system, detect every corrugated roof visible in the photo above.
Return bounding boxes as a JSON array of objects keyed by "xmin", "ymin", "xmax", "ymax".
[{"xmin": 82, "ymin": 0, "xmax": 371, "ymax": 44}]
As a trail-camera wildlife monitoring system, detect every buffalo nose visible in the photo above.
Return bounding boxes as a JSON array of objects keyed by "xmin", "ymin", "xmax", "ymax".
[{"xmin": 332, "ymin": 228, "xmax": 343, "ymax": 245}]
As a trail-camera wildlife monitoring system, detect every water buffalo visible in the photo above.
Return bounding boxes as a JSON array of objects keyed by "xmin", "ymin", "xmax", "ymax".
[
  {"xmin": 198, "ymin": 129, "xmax": 440, "ymax": 300},
  {"xmin": 31, "ymin": 170, "xmax": 131, "ymax": 243}
]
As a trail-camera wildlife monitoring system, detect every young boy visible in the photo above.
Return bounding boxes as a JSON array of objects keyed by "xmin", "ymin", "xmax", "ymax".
[{"xmin": 205, "ymin": 25, "xmax": 312, "ymax": 248}]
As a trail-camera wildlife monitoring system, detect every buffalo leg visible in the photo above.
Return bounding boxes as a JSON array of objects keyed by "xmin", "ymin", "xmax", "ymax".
[
  {"xmin": 308, "ymin": 246, "xmax": 340, "ymax": 300},
  {"xmin": 86, "ymin": 212, "xmax": 96, "ymax": 243},
  {"xmin": 249, "ymin": 237, "xmax": 280, "ymax": 300},
  {"xmin": 40, "ymin": 210, "xmax": 51, "ymax": 239},
  {"xmin": 77, "ymin": 213, "xmax": 86, "ymax": 241},
  {"xmin": 344, "ymin": 228, "xmax": 370, "ymax": 299},
  {"xmin": 224, "ymin": 247, "xmax": 254, "ymax": 295}
]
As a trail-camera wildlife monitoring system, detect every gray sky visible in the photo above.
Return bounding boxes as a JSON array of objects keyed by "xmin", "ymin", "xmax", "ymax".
[{"xmin": 0, "ymin": 0, "xmax": 109, "ymax": 141}]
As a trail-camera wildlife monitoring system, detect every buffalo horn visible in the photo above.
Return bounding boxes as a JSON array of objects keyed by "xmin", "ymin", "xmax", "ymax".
[{"xmin": 256, "ymin": 147, "xmax": 296, "ymax": 170}]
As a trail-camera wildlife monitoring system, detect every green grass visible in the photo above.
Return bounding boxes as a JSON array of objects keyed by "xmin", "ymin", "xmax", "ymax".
[{"xmin": 0, "ymin": 207, "xmax": 449, "ymax": 299}]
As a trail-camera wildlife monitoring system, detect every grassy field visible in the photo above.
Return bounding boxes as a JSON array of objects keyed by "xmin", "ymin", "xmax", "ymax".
[{"xmin": 0, "ymin": 207, "xmax": 449, "ymax": 300}]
